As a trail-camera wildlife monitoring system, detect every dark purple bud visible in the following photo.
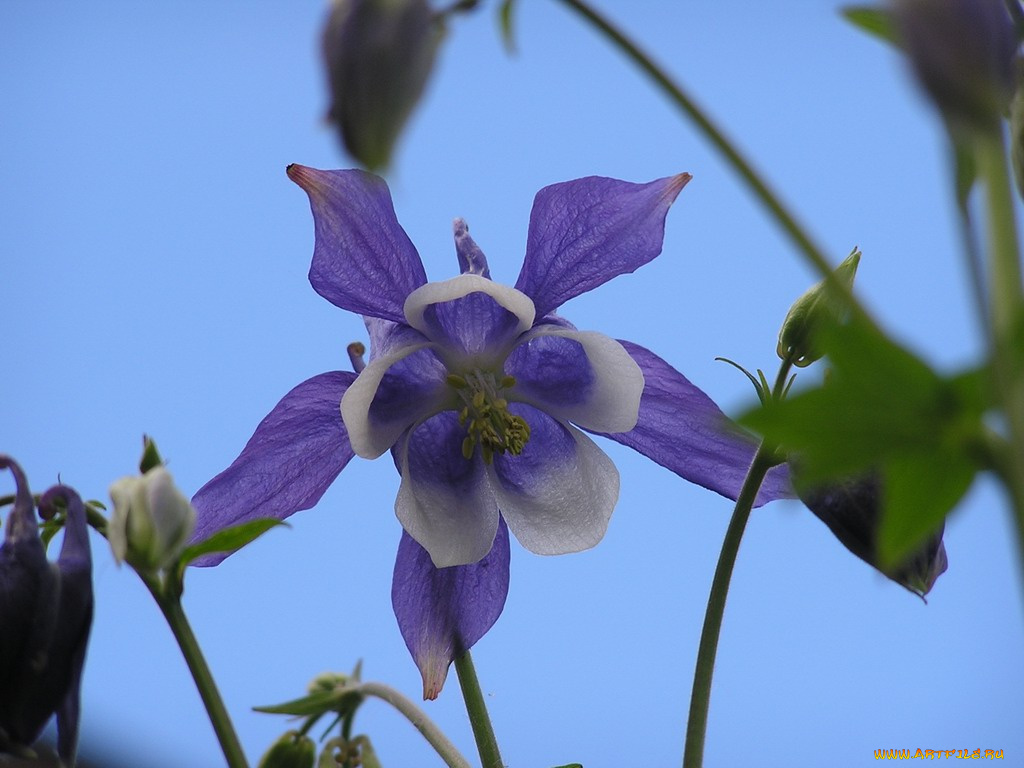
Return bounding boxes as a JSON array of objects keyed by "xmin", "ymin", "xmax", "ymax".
[
  {"xmin": 1, "ymin": 457, "xmax": 93, "ymax": 766},
  {"xmin": 322, "ymin": 0, "xmax": 443, "ymax": 170},
  {"xmin": 798, "ymin": 471, "xmax": 948, "ymax": 597},
  {"xmin": 893, "ymin": 0, "xmax": 1017, "ymax": 128}
]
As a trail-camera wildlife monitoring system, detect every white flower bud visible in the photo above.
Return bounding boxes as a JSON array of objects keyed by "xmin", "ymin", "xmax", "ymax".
[{"xmin": 109, "ymin": 467, "xmax": 196, "ymax": 571}]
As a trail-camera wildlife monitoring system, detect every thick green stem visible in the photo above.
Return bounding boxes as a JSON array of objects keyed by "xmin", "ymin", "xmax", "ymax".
[
  {"xmin": 355, "ymin": 682, "xmax": 473, "ymax": 768},
  {"xmin": 682, "ymin": 362, "xmax": 791, "ymax": 768},
  {"xmin": 976, "ymin": 130, "xmax": 1024, "ymax": 569},
  {"xmin": 143, "ymin": 575, "xmax": 249, "ymax": 768},
  {"xmin": 454, "ymin": 650, "xmax": 503, "ymax": 768}
]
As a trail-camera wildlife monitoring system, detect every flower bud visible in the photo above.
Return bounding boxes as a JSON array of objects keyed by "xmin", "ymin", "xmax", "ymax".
[
  {"xmin": 1, "ymin": 456, "xmax": 93, "ymax": 765},
  {"xmin": 108, "ymin": 467, "xmax": 196, "ymax": 571},
  {"xmin": 322, "ymin": 0, "xmax": 443, "ymax": 170},
  {"xmin": 777, "ymin": 249, "xmax": 860, "ymax": 367},
  {"xmin": 893, "ymin": 0, "xmax": 1017, "ymax": 129},
  {"xmin": 797, "ymin": 470, "xmax": 948, "ymax": 597},
  {"xmin": 258, "ymin": 731, "xmax": 316, "ymax": 768}
]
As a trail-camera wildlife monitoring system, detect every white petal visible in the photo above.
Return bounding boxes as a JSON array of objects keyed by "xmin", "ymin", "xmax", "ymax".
[
  {"xmin": 394, "ymin": 415, "xmax": 501, "ymax": 568},
  {"xmin": 491, "ymin": 420, "xmax": 619, "ymax": 556},
  {"xmin": 340, "ymin": 342, "xmax": 447, "ymax": 459},
  {"xmin": 510, "ymin": 328, "xmax": 644, "ymax": 433},
  {"xmin": 403, "ymin": 274, "xmax": 536, "ymax": 342}
]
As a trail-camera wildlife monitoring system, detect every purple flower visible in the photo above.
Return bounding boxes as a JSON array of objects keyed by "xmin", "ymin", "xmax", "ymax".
[
  {"xmin": 1, "ymin": 455, "xmax": 93, "ymax": 765},
  {"xmin": 191, "ymin": 167, "xmax": 791, "ymax": 696}
]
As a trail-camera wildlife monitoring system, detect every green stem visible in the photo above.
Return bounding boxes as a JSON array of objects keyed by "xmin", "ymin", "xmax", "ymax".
[
  {"xmin": 553, "ymin": 0, "xmax": 835, "ymax": 284},
  {"xmin": 454, "ymin": 650, "xmax": 503, "ymax": 768},
  {"xmin": 682, "ymin": 362, "xmax": 791, "ymax": 768},
  {"xmin": 355, "ymin": 682, "xmax": 473, "ymax": 768},
  {"xmin": 975, "ymin": 130, "xmax": 1024, "ymax": 569},
  {"xmin": 142, "ymin": 575, "xmax": 249, "ymax": 768}
]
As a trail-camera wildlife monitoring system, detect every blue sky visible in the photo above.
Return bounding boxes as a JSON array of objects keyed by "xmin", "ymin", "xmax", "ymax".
[{"xmin": 2, "ymin": 2, "xmax": 1022, "ymax": 766}]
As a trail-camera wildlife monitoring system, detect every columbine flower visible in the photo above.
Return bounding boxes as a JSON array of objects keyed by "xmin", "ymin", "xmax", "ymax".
[
  {"xmin": 1, "ymin": 455, "xmax": 93, "ymax": 765},
  {"xmin": 191, "ymin": 167, "xmax": 791, "ymax": 696}
]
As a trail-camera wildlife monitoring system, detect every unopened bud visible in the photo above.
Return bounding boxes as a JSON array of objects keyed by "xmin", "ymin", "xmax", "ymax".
[
  {"xmin": 258, "ymin": 731, "xmax": 316, "ymax": 768},
  {"xmin": 108, "ymin": 466, "xmax": 196, "ymax": 571},
  {"xmin": 323, "ymin": 0, "xmax": 443, "ymax": 170},
  {"xmin": 777, "ymin": 249, "xmax": 860, "ymax": 367}
]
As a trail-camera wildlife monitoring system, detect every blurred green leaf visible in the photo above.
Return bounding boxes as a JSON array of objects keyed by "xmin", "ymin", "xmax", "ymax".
[
  {"xmin": 178, "ymin": 518, "xmax": 286, "ymax": 566},
  {"xmin": 746, "ymin": 318, "xmax": 965, "ymax": 483},
  {"xmin": 745, "ymin": 316, "xmax": 989, "ymax": 561},
  {"xmin": 880, "ymin": 448, "xmax": 975, "ymax": 566},
  {"xmin": 841, "ymin": 6, "xmax": 900, "ymax": 45}
]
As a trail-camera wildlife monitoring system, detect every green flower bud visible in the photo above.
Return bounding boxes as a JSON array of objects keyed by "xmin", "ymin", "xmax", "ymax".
[
  {"xmin": 777, "ymin": 248, "xmax": 861, "ymax": 367},
  {"xmin": 108, "ymin": 466, "xmax": 196, "ymax": 571},
  {"xmin": 258, "ymin": 731, "xmax": 316, "ymax": 768},
  {"xmin": 322, "ymin": 0, "xmax": 443, "ymax": 170}
]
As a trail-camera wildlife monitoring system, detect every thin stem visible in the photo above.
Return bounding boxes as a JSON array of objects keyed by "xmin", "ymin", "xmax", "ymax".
[
  {"xmin": 553, "ymin": 0, "xmax": 833, "ymax": 282},
  {"xmin": 682, "ymin": 362, "xmax": 791, "ymax": 768},
  {"xmin": 454, "ymin": 650, "xmax": 503, "ymax": 768},
  {"xmin": 142, "ymin": 575, "xmax": 249, "ymax": 768},
  {"xmin": 355, "ymin": 682, "xmax": 474, "ymax": 768}
]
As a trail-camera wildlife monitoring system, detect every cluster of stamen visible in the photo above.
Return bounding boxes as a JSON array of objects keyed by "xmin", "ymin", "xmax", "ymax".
[{"xmin": 448, "ymin": 371, "xmax": 531, "ymax": 464}]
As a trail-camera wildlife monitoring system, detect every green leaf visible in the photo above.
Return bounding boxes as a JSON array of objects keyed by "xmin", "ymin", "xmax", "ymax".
[
  {"xmin": 841, "ymin": 6, "xmax": 900, "ymax": 46},
  {"xmin": 40, "ymin": 517, "xmax": 63, "ymax": 548},
  {"xmin": 178, "ymin": 518, "xmax": 287, "ymax": 566},
  {"xmin": 139, "ymin": 435, "xmax": 164, "ymax": 473},
  {"xmin": 879, "ymin": 448, "xmax": 975, "ymax": 566},
  {"xmin": 751, "ymin": 326, "xmax": 934, "ymax": 481},
  {"xmin": 254, "ymin": 688, "xmax": 363, "ymax": 718}
]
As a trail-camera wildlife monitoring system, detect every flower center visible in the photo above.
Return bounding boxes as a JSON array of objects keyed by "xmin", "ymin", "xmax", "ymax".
[{"xmin": 447, "ymin": 371, "xmax": 531, "ymax": 464}]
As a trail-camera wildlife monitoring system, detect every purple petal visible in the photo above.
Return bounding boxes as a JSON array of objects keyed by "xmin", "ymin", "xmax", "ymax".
[
  {"xmin": 1, "ymin": 457, "xmax": 58, "ymax": 745},
  {"xmin": 491, "ymin": 405, "xmax": 618, "ymax": 555},
  {"xmin": 288, "ymin": 165, "xmax": 427, "ymax": 322},
  {"xmin": 593, "ymin": 341, "xmax": 793, "ymax": 505},
  {"xmin": 394, "ymin": 411, "xmax": 500, "ymax": 567},
  {"xmin": 392, "ymin": 518, "xmax": 510, "ymax": 700},
  {"xmin": 515, "ymin": 174, "xmax": 691, "ymax": 317},
  {"xmin": 0, "ymin": 454, "xmax": 37, "ymax": 543},
  {"xmin": 190, "ymin": 371, "xmax": 357, "ymax": 565},
  {"xmin": 39, "ymin": 486, "xmax": 93, "ymax": 767}
]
